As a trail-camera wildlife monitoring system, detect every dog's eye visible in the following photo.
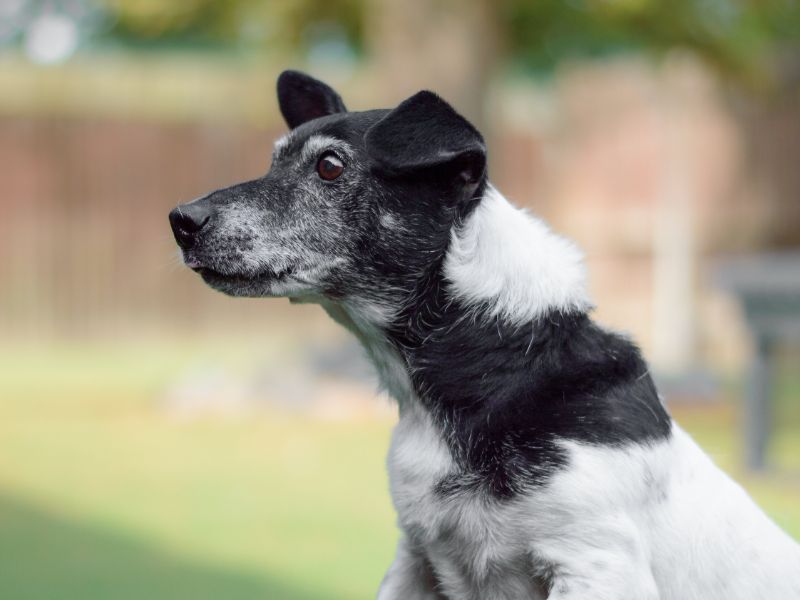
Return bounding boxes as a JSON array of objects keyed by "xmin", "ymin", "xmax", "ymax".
[{"xmin": 317, "ymin": 153, "xmax": 344, "ymax": 181}]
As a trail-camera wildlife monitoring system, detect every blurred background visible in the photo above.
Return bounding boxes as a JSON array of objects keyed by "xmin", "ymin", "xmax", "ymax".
[{"xmin": 1, "ymin": 1, "xmax": 799, "ymax": 598}]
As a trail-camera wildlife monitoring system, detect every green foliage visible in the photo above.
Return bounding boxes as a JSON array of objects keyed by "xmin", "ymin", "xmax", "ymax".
[
  {"xmin": 97, "ymin": 0, "xmax": 798, "ymax": 83},
  {"xmin": 500, "ymin": 0, "xmax": 800, "ymax": 81},
  {"xmin": 98, "ymin": 0, "xmax": 365, "ymax": 53},
  {"xmin": 99, "ymin": 0, "xmax": 240, "ymax": 45}
]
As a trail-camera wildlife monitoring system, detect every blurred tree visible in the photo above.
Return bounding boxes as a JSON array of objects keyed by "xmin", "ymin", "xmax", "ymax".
[
  {"xmin": 96, "ymin": 0, "xmax": 799, "ymax": 246},
  {"xmin": 498, "ymin": 1, "xmax": 800, "ymax": 250},
  {"xmin": 501, "ymin": 0, "xmax": 800, "ymax": 86},
  {"xmin": 363, "ymin": 0, "xmax": 499, "ymax": 129},
  {"xmin": 97, "ymin": 0, "xmax": 798, "ymax": 88},
  {"xmin": 98, "ymin": 0, "xmax": 364, "ymax": 53}
]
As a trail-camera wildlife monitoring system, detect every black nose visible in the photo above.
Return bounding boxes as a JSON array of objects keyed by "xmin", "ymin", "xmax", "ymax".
[{"xmin": 169, "ymin": 202, "xmax": 211, "ymax": 249}]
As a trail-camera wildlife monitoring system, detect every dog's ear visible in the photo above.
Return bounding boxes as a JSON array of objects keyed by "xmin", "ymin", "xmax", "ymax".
[
  {"xmin": 365, "ymin": 91, "xmax": 486, "ymax": 186},
  {"xmin": 277, "ymin": 70, "xmax": 347, "ymax": 129}
]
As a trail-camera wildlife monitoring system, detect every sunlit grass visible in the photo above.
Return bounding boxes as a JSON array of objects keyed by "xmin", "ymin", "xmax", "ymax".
[
  {"xmin": 0, "ymin": 342, "xmax": 798, "ymax": 599},
  {"xmin": 0, "ymin": 341, "xmax": 396, "ymax": 600}
]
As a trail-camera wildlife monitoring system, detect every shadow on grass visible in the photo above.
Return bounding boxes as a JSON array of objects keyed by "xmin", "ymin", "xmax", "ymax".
[{"xmin": 0, "ymin": 492, "xmax": 331, "ymax": 600}]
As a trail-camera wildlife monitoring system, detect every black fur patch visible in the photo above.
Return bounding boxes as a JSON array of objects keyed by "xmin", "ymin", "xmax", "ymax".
[
  {"xmin": 388, "ymin": 293, "xmax": 672, "ymax": 498},
  {"xmin": 365, "ymin": 91, "xmax": 486, "ymax": 184}
]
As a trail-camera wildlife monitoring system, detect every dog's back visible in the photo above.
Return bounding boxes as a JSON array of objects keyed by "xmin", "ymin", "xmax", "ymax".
[{"xmin": 650, "ymin": 427, "xmax": 800, "ymax": 599}]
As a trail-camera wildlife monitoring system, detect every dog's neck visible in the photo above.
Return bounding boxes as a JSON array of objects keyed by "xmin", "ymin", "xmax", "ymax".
[
  {"xmin": 326, "ymin": 186, "xmax": 671, "ymax": 497},
  {"xmin": 442, "ymin": 185, "xmax": 591, "ymax": 324},
  {"xmin": 326, "ymin": 185, "xmax": 593, "ymax": 411},
  {"xmin": 321, "ymin": 297, "xmax": 417, "ymax": 407}
]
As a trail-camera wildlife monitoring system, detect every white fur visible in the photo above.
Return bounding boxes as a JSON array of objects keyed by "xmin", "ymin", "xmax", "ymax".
[
  {"xmin": 215, "ymin": 203, "xmax": 300, "ymax": 273},
  {"xmin": 274, "ymin": 133, "xmax": 354, "ymax": 164},
  {"xmin": 444, "ymin": 186, "xmax": 592, "ymax": 324},
  {"xmin": 272, "ymin": 132, "xmax": 293, "ymax": 160},
  {"xmin": 525, "ymin": 427, "xmax": 800, "ymax": 599},
  {"xmin": 382, "ymin": 402, "xmax": 546, "ymax": 600},
  {"xmin": 321, "ymin": 297, "xmax": 416, "ymax": 407},
  {"xmin": 300, "ymin": 134, "xmax": 353, "ymax": 163},
  {"xmin": 380, "ymin": 210, "xmax": 405, "ymax": 232},
  {"xmin": 382, "ymin": 417, "xmax": 800, "ymax": 600}
]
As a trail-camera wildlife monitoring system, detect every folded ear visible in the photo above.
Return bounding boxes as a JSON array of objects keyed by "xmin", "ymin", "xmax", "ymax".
[
  {"xmin": 277, "ymin": 70, "xmax": 347, "ymax": 129},
  {"xmin": 365, "ymin": 91, "xmax": 486, "ymax": 185}
]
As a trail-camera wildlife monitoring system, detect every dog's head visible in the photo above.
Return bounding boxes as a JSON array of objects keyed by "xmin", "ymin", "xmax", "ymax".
[{"xmin": 169, "ymin": 70, "xmax": 486, "ymax": 315}]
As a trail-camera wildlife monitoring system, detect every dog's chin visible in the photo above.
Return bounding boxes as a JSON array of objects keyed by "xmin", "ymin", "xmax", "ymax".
[{"xmin": 192, "ymin": 266, "xmax": 314, "ymax": 298}]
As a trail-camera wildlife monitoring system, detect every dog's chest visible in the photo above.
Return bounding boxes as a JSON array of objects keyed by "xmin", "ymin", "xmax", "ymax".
[
  {"xmin": 387, "ymin": 404, "xmax": 456, "ymax": 535},
  {"xmin": 387, "ymin": 404, "xmax": 546, "ymax": 597}
]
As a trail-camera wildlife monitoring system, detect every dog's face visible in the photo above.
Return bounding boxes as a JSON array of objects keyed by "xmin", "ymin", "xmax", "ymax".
[{"xmin": 169, "ymin": 71, "xmax": 486, "ymax": 312}]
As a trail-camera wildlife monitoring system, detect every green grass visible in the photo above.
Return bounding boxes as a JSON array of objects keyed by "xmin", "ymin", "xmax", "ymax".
[
  {"xmin": 0, "ymin": 342, "xmax": 798, "ymax": 599},
  {"xmin": 0, "ymin": 342, "xmax": 396, "ymax": 600}
]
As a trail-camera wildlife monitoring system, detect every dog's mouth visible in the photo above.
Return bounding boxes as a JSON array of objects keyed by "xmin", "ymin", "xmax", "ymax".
[
  {"xmin": 182, "ymin": 254, "xmax": 336, "ymax": 299},
  {"xmin": 191, "ymin": 265, "xmax": 294, "ymax": 285}
]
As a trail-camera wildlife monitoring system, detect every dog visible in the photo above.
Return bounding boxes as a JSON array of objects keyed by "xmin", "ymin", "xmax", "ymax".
[{"xmin": 169, "ymin": 70, "xmax": 800, "ymax": 599}]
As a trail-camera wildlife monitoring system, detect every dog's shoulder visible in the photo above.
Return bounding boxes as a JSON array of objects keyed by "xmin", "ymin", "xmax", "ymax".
[
  {"xmin": 377, "ymin": 187, "xmax": 672, "ymax": 497},
  {"xmin": 403, "ymin": 307, "xmax": 672, "ymax": 497}
]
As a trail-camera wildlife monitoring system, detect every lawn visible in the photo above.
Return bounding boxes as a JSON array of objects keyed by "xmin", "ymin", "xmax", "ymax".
[{"xmin": 0, "ymin": 342, "xmax": 798, "ymax": 600}]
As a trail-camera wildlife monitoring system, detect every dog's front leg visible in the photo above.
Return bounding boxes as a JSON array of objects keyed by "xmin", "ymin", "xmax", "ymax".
[
  {"xmin": 377, "ymin": 537, "xmax": 445, "ymax": 600},
  {"xmin": 545, "ymin": 571, "xmax": 659, "ymax": 600},
  {"xmin": 541, "ymin": 554, "xmax": 661, "ymax": 600}
]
